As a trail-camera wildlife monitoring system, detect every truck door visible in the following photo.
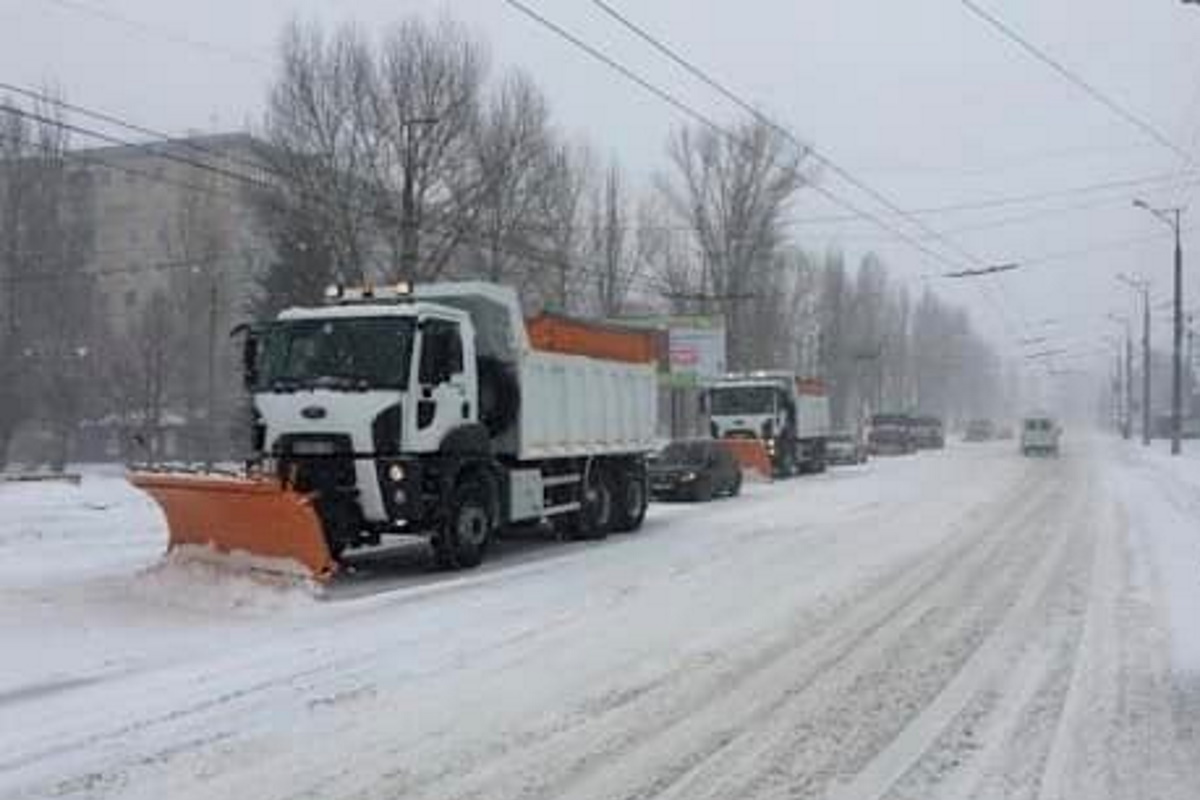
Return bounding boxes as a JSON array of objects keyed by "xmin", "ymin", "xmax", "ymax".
[{"xmin": 409, "ymin": 318, "xmax": 470, "ymax": 453}]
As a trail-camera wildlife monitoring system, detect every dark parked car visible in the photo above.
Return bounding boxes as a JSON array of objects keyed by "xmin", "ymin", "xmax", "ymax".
[
  {"xmin": 827, "ymin": 431, "xmax": 868, "ymax": 465},
  {"xmin": 912, "ymin": 416, "xmax": 945, "ymax": 449},
  {"xmin": 868, "ymin": 414, "xmax": 916, "ymax": 455},
  {"xmin": 649, "ymin": 439, "xmax": 742, "ymax": 501}
]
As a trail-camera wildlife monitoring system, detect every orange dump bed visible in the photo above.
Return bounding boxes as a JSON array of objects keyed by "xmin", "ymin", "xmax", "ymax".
[{"xmin": 526, "ymin": 313, "xmax": 662, "ymax": 365}]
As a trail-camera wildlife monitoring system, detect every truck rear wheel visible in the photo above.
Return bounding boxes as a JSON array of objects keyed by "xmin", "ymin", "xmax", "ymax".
[
  {"xmin": 570, "ymin": 464, "xmax": 614, "ymax": 540},
  {"xmin": 612, "ymin": 466, "xmax": 648, "ymax": 533},
  {"xmin": 434, "ymin": 479, "xmax": 493, "ymax": 570}
]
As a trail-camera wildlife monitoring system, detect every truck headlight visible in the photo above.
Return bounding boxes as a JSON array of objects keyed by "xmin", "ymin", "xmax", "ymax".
[
  {"xmin": 681, "ymin": 471, "xmax": 696, "ymax": 482},
  {"xmin": 387, "ymin": 463, "xmax": 405, "ymax": 483}
]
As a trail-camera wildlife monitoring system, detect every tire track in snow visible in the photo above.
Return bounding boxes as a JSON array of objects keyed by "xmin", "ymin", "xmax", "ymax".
[{"xmin": 382, "ymin": 461, "xmax": 1058, "ymax": 800}]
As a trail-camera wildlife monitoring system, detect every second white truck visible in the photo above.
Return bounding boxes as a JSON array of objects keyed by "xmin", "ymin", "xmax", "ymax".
[{"xmin": 705, "ymin": 371, "xmax": 832, "ymax": 477}]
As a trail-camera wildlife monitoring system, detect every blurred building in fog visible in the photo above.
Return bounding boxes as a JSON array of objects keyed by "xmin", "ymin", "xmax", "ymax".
[{"xmin": 68, "ymin": 132, "xmax": 270, "ymax": 463}]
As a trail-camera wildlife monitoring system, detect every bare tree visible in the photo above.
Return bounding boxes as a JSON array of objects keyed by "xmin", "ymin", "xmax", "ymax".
[
  {"xmin": 657, "ymin": 118, "xmax": 808, "ymax": 368},
  {"xmin": 534, "ymin": 141, "xmax": 592, "ymax": 312},
  {"xmin": 460, "ymin": 70, "xmax": 555, "ymax": 290}
]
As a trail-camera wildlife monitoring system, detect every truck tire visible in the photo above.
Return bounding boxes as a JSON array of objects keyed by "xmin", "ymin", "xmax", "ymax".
[
  {"xmin": 434, "ymin": 479, "xmax": 493, "ymax": 570},
  {"xmin": 612, "ymin": 466, "xmax": 648, "ymax": 533},
  {"xmin": 569, "ymin": 464, "xmax": 614, "ymax": 540}
]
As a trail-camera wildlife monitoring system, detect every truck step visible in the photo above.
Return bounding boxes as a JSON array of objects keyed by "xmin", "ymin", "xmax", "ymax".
[
  {"xmin": 542, "ymin": 501, "xmax": 582, "ymax": 517},
  {"xmin": 542, "ymin": 474, "xmax": 582, "ymax": 488}
]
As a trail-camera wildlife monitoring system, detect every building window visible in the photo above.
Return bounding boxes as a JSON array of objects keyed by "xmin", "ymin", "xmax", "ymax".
[{"xmin": 124, "ymin": 288, "xmax": 138, "ymax": 308}]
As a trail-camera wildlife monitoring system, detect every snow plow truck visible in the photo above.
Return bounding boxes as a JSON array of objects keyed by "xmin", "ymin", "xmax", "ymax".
[
  {"xmin": 704, "ymin": 372, "xmax": 831, "ymax": 478},
  {"xmin": 130, "ymin": 282, "xmax": 659, "ymax": 582}
]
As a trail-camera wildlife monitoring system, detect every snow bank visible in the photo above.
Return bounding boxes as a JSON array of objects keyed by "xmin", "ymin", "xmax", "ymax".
[
  {"xmin": 1109, "ymin": 444, "xmax": 1200, "ymax": 675},
  {"xmin": 129, "ymin": 547, "xmax": 322, "ymax": 615}
]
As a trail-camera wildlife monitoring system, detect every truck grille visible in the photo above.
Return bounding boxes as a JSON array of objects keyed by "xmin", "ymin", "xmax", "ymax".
[{"xmin": 275, "ymin": 434, "xmax": 356, "ymax": 492}]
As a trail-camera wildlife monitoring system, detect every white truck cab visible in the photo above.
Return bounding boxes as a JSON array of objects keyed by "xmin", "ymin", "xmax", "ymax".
[{"xmin": 705, "ymin": 371, "xmax": 831, "ymax": 476}]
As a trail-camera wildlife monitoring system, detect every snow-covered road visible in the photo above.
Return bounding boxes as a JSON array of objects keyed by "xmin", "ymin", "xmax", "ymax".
[{"xmin": 2, "ymin": 439, "xmax": 1198, "ymax": 799}]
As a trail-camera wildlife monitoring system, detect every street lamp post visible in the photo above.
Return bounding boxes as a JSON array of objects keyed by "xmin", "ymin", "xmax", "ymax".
[{"xmin": 1133, "ymin": 199, "xmax": 1185, "ymax": 455}]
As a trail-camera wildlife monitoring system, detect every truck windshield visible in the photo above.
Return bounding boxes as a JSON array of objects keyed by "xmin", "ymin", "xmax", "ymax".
[
  {"xmin": 256, "ymin": 317, "xmax": 415, "ymax": 392},
  {"xmin": 709, "ymin": 386, "xmax": 776, "ymax": 415}
]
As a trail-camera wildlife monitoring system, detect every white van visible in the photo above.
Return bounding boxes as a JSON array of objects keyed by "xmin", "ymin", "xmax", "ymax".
[{"xmin": 1021, "ymin": 416, "xmax": 1060, "ymax": 457}]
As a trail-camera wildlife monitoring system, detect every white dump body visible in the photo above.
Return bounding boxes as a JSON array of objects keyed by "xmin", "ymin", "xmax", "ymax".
[
  {"xmin": 518, "ymin": 351, "xmax": 658, "ymax": 460},
  {"xmin": 417, "ymin": 281, "xmax": 658, "ymax": 462},
  {"xmin": 796, "ymin": 394, "xmax": 832, "ymax": 440}
]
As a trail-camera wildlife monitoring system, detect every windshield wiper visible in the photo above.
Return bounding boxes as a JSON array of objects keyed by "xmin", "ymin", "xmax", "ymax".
[
  {"xmin": 311, "ymin": 375, "xmax": 372, "ymax": 392},
  {"xmin": 269, "ymin": 377, "xmax": 303, "ymax": 393}
]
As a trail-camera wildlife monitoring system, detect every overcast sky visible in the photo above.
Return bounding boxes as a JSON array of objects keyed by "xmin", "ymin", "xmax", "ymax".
[{"xmin": 4, "ymin": 0, "xmax": 1199, "ymax": 379}]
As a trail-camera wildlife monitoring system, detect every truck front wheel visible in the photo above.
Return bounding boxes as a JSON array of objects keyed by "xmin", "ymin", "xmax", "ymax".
[{"xmin": 434, "ymin": 479, "xmax": 493, "ymax": 570}]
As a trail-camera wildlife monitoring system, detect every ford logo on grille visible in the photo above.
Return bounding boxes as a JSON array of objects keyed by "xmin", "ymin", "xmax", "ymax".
[{"xmin": 301, "ymin": 405, "xmax": 327, "ymax": 420}]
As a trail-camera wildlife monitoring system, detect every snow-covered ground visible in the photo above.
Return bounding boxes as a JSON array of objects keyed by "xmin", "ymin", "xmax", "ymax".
[{"xmin": 1, "ymin": 439, "xmax": 1198, "ymax": 799}]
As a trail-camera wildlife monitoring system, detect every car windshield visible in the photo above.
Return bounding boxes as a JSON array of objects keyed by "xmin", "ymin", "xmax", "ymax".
[
  {"xmin": 256, "ymin": 317, "xmax": 415, "ymax": 391},
  {"xmin": 709, "ymin": 386, "xmax": 776, "ymax": 415},
  {"xmin": 658, "ymin": 442, "xmax": 711, "ymax": 465}
]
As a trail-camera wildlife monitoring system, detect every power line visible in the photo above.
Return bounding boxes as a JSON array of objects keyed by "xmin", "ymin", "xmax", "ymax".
[
  {"xmin": 576, "ymin": 0, "xmax": 1025, "ymax": 342},
  {"xmin": 41, "ymin": 0, "xmax": 269, "ymax": 69},
  {"xmin": 499, "ymin": 0, "xmax": 985, "ymax": 279},
  {"xmin": 587, "ymin": 0, "xmax": 991, "ymax": 268},
  {"xmin": 0, "ymin": 81, "xmax": 270, "ymax": 181},
  {"xmin": 958, "ymin": 0, "xmax": 1190, "ymax": 162}
]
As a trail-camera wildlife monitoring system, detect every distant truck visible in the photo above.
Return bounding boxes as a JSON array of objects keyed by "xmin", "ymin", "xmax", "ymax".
[
  {"xmin": 705, "ymin": 372, "xmax": 831, "ymax": 477},
  {"xmin": 868, "ymin": 413, "xmax": 917, "ymax": 455}
]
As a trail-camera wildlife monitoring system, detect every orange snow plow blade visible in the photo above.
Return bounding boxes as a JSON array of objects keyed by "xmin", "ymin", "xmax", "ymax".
[
  {"xmin": 719, "ymin": 439, "xmax": 773, "ymax": 482},
  {"xmin": 128, "ymin": 472, "xmax": 337, "ymax": 583}
]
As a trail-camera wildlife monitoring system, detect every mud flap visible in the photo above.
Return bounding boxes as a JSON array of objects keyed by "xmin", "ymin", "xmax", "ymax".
[{"xmin": 128, "ymin": 472, "xmax": 338, "ymax": 582}]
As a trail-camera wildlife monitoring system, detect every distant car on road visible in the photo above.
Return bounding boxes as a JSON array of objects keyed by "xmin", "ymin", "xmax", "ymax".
[
  {"xmin": 912, "ymin": 416, "xmax": 946, "ymax": 449},
  {"xmin": 827, "ymin": 431, "xmax": 868, "ymax": 466},
  {"xmin": 964, "ymin": 419, "xmax": 994, "ymax": 442},
  {"xmin": 1021, "ymin": 416, "xmax": 1061, "ymax": 457},
  {"xmin": 649, "ymin": 439, "xmax": 743, "ymax": 501},
  {"xmin": 869, "ymin": 414, "xmax": 916, "ymax": 455}
]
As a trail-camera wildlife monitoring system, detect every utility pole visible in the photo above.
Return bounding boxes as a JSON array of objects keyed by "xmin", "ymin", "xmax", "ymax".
[
  {"xmin": 1126, "ymin": 327, "xmax": 1134, "ymax": 440},
  {"xmin": 1109, "ymin": 312, "xmax": 1133, "ymax": 439},
  {"xmin": 1119, "ymin": 273, "xmax": 1152, "ymax": 445},
  {"xmin": 1173, "ymin": 209, "xmax": 1184, "ymax": 454},
  {"xmin": 1133, "ymin": 199, "xmax": 1185, "ymax": 454},
  {"xmin": 205, "ymin": 274, "xmax": 218, "ymax": 470}
]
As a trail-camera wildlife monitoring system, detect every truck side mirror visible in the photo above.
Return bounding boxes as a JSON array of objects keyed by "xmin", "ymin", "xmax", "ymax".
[
  {"xmin": 230, "ymin": 324, "xmax": 260, "ymax": 391},
  {"xmin": 242, "ymin": 335, "xmax": 260, "ymax": 391}
]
